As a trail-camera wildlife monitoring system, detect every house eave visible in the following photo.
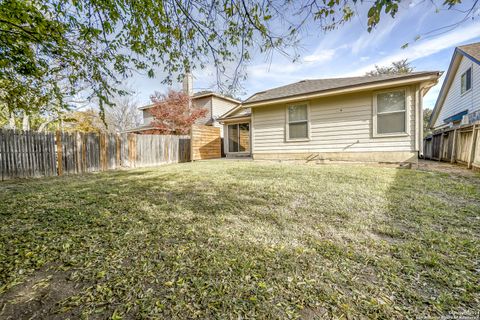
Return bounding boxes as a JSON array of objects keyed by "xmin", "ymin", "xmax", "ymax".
[
  {"xmin": 218, "ymin": 104, "xmax": 244, "ymax": 119},
  {"xmin": 218, "ymin": 115, "xmax": 251, "ymax": 124},
  {"xmin": 122, "ymin": 126, "xmax": 155, "ymax": 133}
]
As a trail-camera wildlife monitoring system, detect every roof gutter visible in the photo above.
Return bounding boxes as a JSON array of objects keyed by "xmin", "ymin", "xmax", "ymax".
[
  {"xmin": 218, "ymin": 115, "xmax": 251, "ymax": 124},
  {"xmin": 243, "ymin": 73, "xmax": 441, "ymax": 108}
]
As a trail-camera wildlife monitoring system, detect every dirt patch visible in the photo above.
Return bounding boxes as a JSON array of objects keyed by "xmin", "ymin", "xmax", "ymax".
[
  {"xmin": 0, "ymin": 266, "xmax": 81, "ymax": 320},
  {"xmin": 299, "ymin": 306, "xmax": 329, "ymax": 319},
  {"xmin": 416, "ymin": 160, "xmax": 479, "ymax": 178}
]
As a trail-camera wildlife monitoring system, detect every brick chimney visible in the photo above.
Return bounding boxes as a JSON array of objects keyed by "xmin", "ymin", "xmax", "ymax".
[{"xmin": 182, "ymin": 73, "xmax": 193, "ymax": 97}]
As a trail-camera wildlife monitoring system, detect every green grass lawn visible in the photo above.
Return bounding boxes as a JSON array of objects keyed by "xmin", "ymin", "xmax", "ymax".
[{"xmin": 0, "ymin": 161, "xmax": 479, "ymax": 319}]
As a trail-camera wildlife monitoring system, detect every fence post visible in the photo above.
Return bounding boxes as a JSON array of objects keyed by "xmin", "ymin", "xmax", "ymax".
[
  {"xmin": 190, "ymin": 126, "xmax": 194, "ymax": 161},
  {"xmin": 450, "ymin": 129, "xmax": 457, "ymax": 163},
  {"xmin": 467, "ymin": 124, "xmax": 478, "ymax": 169},
  {"xmin": 438, "ymin": 130, "xmax": 444, "ymax": 162},
  {"xmin": 56, "ymin": 131, "xmax": 63, "ymax": 176},
  {"xmin": 116, "ymin": 134, "xmax": 121, "ymax": 168},
  {"xmin": 128, "ymin": 134, "xmax": 136, "ymax": 168},
  {"xmin": 99, "ymin": 133, "xmax": 106, "ymax": 171}
]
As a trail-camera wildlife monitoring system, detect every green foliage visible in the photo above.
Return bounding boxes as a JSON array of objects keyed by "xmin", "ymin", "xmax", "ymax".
[
  {"xmin": 366, "ymin": 0, "xmax": 400, "ymax": 32},
  {"xmin": 0, "ymin": 162, "xmax": 478, "ymax": 318},
  {"xmin": 366, "ymin": 59, "xmax": 414, "ymax": 76},
  {"xmin": 63, "ymin": 110, "xmax": 105, "ymax": 133},
  {"xmin": 0, "ymin": 0, "xmax": 466, "ymax": 117},
  {"xmin": 424, "ymin": 108, "xmax": 433, "ymax": 137}
]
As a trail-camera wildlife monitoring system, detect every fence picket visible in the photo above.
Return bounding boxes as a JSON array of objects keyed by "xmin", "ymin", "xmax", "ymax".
[
  {"xmin": 424, "ymin": 121, "xmax": 480, "ymax": 171},
  {"xmin": 0, "ymin": 130, "xmax": 192, "ymax": 180}
]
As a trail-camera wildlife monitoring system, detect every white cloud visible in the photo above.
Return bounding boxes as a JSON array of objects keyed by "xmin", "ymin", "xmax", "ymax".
[
  {"xmin": 350, "ymin": 16, "xmax": 402, "ymax": 54},
  {"xmin": 245, "ymin": 47, "xmax": 338, "ymax": 84},
  {"xmin": 345, "ymin": 22, "xmax": 480, "ymax": 76},
  {"xmin": 303, "ymin": 49, "xmax": 336, "ymax": 63}
]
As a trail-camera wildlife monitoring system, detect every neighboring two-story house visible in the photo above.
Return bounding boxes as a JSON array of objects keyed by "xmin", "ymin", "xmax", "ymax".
[
  {"xmin": 127, "ymin": 74, "xmax": 240, "ymax": 136},
  {"xmin": 430, "ymin": 42, "xmax": 480, "ymax": 130}
]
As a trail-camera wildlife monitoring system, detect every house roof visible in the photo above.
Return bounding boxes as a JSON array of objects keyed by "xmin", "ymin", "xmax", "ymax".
[
  {"xmin": 192, "ymin": 91, "xmax": 241, "ymax": 104},
  {"xmin": 429, "ymin": 42, "xmax": 480, "ymax": 127},
  {"xmin": 138, "ymin": 91, "xmax": 240, "ymax": 110},
  {"xmin": 458, "ymin": 42, "xmax": 480, "ymax": 64},
  {"xmin": 217, "ymin": 104, "xmax": 250, "ymax": 120},
  {"xmin": 243, "ymin": 71, "xmax": 441, "ymax": 106},
  {"xmin": 123, "ymin": 124, "xmax": 155, "ymax": 133}
]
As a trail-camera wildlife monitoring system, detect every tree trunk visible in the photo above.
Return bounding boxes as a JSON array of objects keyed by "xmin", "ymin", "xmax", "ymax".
[
  {"xmin": 8, "ymin": 112, "xmax": 16, "ymax": 129},
  {"xmin": 22, "ymin": 113, "xmax": 30, "ymax": 131}
]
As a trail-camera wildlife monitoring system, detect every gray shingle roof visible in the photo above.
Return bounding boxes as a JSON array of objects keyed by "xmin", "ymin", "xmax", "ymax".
[
  {"xmin": 243, "ymin": 71, "xmax": 440, "ymax": 104},
  {"xmin": 458, "ymin": 42, "xmax": 480, "ymax": 62}
]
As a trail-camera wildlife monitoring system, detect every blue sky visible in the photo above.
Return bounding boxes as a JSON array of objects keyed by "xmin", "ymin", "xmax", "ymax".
[{"xmin": 131, "ymin": 1, "xmax": 480, "ymax": 110}]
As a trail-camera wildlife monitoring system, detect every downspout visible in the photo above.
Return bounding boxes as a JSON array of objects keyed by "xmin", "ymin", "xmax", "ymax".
[
  {"xmin": 413, "ymin": 85, "xmax": 419, "ymax": 153},
  {"xmin": 250, "ymin": 110, "xmax": 254, "ymax": 159},
  {"xmin": 417, "ymin": 86, "xmax": 423, "ymax": 157}
]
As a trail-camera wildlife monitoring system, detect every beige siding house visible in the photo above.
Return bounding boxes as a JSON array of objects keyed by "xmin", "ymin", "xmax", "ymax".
[{"xmin": 220, "ymin": 72, "xmax": 441, "ymax": 163}]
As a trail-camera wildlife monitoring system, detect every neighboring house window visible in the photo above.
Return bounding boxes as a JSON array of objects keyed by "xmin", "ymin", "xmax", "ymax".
[
  {"xmin": 287, "ymin": 103, "xmax": 309, "ymax": 140},
  {"xmin": 374, "ymin": 89, "xmax": 407, "ymax": 135},
  {"xmin": 461, "ymin": 68, "xmax": 472, "ymax": 94}
]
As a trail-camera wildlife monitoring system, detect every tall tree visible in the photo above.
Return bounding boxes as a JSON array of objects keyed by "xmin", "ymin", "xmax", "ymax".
[
  {"xmin": 366, "ymin": 59, "xmax": 414, "ymax": 76},
  {"xmin": 104, "ymin": 96, "xmax": 142, "ymax": 133},
  {"xmin": 423, "ymin": 108, "xmax": 433, "ymax": 137},
  {"xmin": 148, "ymin": 90, "xmax": 207, "ymax": 135},
  {"xmin": 63, "ymin": 110, "xmax": 105, "ymax": 133},
  {"xmin": 0, "ymin": 0, "xmax": 475, "ymax": 117}
]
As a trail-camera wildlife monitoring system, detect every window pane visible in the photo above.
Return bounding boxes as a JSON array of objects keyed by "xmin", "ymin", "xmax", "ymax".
[
  {"xmin": 377, "ymin": 91, "xmax": 405, "ymax": 113},
  {"xmin": 377, "ymin": 112, "xmax": 405, "ymax": 134},
  {"xmin": 288, "ymin": 105, "xmax": 307, "ymax": 122},
  {"xmin": 228, "ymin": 124, "xmax": 238, "ymax": 152},
  {"xmin": 238, "ymin": 123, "xmax": 250, "ymax": 152},
  {"xmin": 466, "ymin": 68, "xmax": 472, "ymax": 91},
  {"xmin": 289, "ymin": 122, "xmax": 308, "ymax": 139},
  {"xmin": 461, "ymin": 73, "xmax": 466, "ymax": 93}
]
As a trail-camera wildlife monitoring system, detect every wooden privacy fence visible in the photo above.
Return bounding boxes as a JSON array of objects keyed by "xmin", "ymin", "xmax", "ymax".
[
  {"xmin": 124, "ymin": 134, "xmax": 190, "ymax": 167},
  {"xmin": 0, "ymin": 129, "xmax": 191, "ymax": 180},
  {"xmin": 190, "ymin": 125, "xmax": 221, "ymax": 160},
  {"xmin": 0, "ymin": 130, "xmax": 57, "ymax": 180},
  {"xmin": 424, "ymin": 121, "xmax": 480, "ymax": 170}
]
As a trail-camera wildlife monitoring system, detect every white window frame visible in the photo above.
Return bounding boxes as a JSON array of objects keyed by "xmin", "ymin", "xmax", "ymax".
[
  {"xmin": 373, "ymin": 88, "xmax": 409, "ymax": 138},
  {"xmin": 285, "ymin": 102, "xmax": 310, "ymax": 142},
  {"xmin": 461, "ymin": 67, "xmax": 472, "ymax": 95}
]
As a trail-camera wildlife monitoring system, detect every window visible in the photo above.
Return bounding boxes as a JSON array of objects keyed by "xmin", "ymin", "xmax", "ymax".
[
  {"xmin": 461, "ymin": 68, "xmax": 472, "ymax": 94},
  {"xmin": 227, "ymin": 123, "xmax": 250, "ymax": 153},
  {"xmin": 374, "ymin": 90, "xmax": 407, "ymax": 135},
  {"xmin": 287, "ymin": 104, "xmax": 309, "ymax": 140}
]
